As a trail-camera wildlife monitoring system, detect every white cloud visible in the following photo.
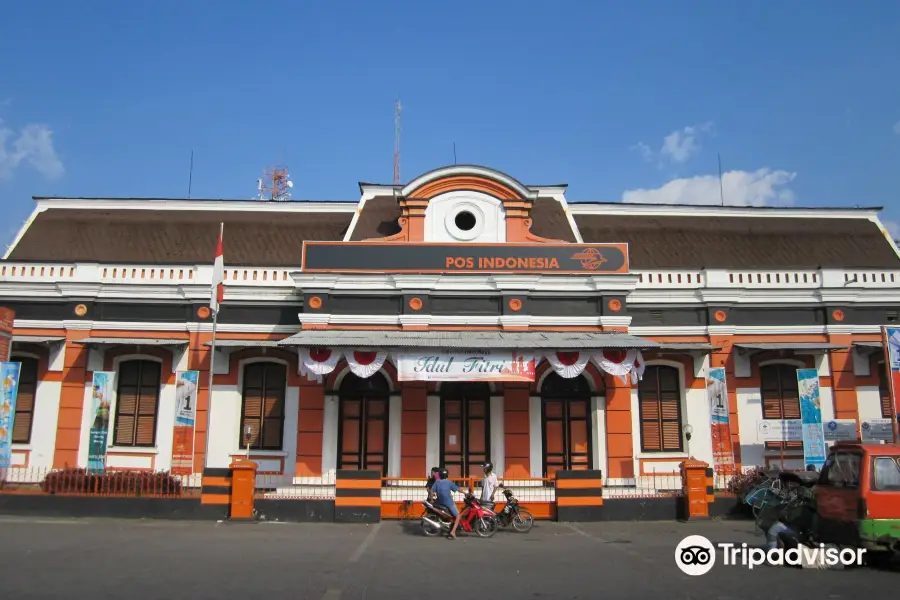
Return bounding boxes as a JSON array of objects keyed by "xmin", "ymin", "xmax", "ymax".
[
  {"xmin": 893, "ymin": 120, "xmax": 900, "ymax": 135},
  {"xmin": 633, "ymin": 121, "xmax": 714, "ymax": 166},
  {"xmin": 0, "ymin": 119, "xmax": 64, "ymax": 180},
  {"xmin": 621, "ymin": 168, "xmax": 797, "ymax": 206}
]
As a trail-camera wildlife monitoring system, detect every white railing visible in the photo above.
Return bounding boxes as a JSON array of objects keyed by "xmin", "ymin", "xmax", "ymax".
[{"xmin": 635, "ymin": 268, "xmax": 900, "ymax": 290}]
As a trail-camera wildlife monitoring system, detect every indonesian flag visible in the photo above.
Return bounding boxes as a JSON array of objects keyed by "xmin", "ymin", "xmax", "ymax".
[{"xmin": 210, "ymin": 223, "xmax": 224, "ymax": 314}]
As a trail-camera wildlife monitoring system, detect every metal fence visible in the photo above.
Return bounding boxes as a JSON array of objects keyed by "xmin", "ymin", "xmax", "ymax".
[
  {"xmin": 253, "ymin": 472, "xmax": 336, "ymax": 500},
  {"xmin": 0, "ymin": 467, "xmax": 202, "ymax": 497}
]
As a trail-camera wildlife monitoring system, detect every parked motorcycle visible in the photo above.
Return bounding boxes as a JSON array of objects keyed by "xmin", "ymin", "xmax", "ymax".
[
  {"xmin": 421, "ymin": 492, "xmax": 498, "ymax": 538},
  {"xmin": 489, "ymin": 488, "xmax": 534, "ymax": 533}
]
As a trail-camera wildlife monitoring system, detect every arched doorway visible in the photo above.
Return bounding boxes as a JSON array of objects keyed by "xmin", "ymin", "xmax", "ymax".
[
  {"xmin": 337, "ymin": 372, "xmax": 390, "ymax": 476},
  {"xmin": 440, "ymin": 382, "xmax": 491, "ymax": 479},
  {"xmin": 541, "ymin": 372, "xmax": 593, "ymax": 478}
]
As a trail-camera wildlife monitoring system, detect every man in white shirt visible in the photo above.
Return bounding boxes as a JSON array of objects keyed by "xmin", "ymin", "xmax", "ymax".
[{"xmin": 480, "ymin": 461, "xmax": 499, "ymax": 505}]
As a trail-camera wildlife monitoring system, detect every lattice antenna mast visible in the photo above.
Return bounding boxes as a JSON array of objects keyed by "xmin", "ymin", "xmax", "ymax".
[
  {"xmin": 256, "ymin": 166, "xmax": 294, "ymax": 201},
  {"xmin": 393, "ymin": 99, "xmax": 402, "ymax": 185}
]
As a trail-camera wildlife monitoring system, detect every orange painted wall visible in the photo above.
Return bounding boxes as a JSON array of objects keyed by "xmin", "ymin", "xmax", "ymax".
[
  {"xmin": 605, "ymin": 373, "xmax": 634, "ymax": 479},
  {"xmin": 400, "ymin": 382, "xmax": 427, "ymax": 477},
  {"xmin": 53, "ymin": 330, "xmax": 91, "ymax": 468},
  {"xmin": 828, "ymin": 334, "xmax": 859, "ymax": 423},
  {"xmin": 503, "ymin": 384, "xmax": 530, "ymax": 478},
  {"xmin": 296, "ymin": 381, "xmax": 324, "ymax": 476}
]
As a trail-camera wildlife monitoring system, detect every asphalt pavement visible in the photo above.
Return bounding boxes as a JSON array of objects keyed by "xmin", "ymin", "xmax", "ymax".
[{"xmin": 0, "ymin": 515, "xmax": 895, "ymax": 600}]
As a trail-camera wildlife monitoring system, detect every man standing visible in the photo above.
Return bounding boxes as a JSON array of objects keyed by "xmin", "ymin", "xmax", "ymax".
[
  {"xmin": 481, "ymin": 461, "xmax": 499, "ymax": 507},
  {"xmin": 431, "ymin": 468, "xmax": 465, "ymax": 539}
]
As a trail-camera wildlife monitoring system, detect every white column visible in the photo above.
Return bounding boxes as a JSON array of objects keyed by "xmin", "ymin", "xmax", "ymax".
[
  {"xmin": 388, "ymin": 394, "xmax": 402, "ymax": 477},
  {"xmin": 281, "ymin": 386, "xmax": 299, "ymax": 480},
  {"xmin": 529, "ymin": 396, "xmax": 542, "ymax": 478},
  {"xmin": 490, "ymin": 395, "xmax": 504, "ymax": 475},
  {"xmin": 592, "ymin": 395, "xmax": 607, "ymax": 476},
  {"xmin": 426, "ymin": 395, "xmax": 440, "ymax": 470},
  {"xmin": 321, "ymin": 394, "xmax": 338, "ymax": 476}
]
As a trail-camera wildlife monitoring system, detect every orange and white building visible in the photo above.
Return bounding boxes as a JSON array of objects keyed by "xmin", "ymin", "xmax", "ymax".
[{"xmin": 1, "ymin": 164, "xmax": 898, "ymax": 494}]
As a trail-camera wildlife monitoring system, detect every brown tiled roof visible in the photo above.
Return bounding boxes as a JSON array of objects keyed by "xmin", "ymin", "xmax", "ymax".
[
  {"xmin": 6, "ymin": 208, "xmax": 353, "ymax": 266},
  {"xmin": 529, "ymin": 198, "xmax": 578, "ymax": 242},
  {"xmin": 574, "ymin": 214, "xmax": 900, "ymax": 269},
  {"xmin": 349, "ymin": 196, "xmax": 402, "ymax": 240}
]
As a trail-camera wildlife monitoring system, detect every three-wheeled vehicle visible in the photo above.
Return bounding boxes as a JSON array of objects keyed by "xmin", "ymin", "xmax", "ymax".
[{"xmin": 815, "ymin": 441, "xmax": 900, "ymax": 563}]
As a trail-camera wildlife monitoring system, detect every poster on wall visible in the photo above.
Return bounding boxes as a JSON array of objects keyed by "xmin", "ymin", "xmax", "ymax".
[
  {"xmin": 797, "ymin": 368, "xmax": 827, "ymax": 471},
  {"xmin": 171, "ymin": 370, "xmax": 199, "ymax": 475},
  {"xmin": 396, "ymin": 351, "xmax": 536, "ymax": 382},
  {"xmin": 881, "ymin": 326, "xmax": 900, "ymax": 443},
  {"xmin": 706, "ymin": 367, "xmax": 736, "ymax": 476},
  {"xmin": 87, "ymin": 371, "xmax": 115, "ymax": 473},
  {"xmin": 0, "ymin": 362, "xmax": 22, "ymax": 478}
]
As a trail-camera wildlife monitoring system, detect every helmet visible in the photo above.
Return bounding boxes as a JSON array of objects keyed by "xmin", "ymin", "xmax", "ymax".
[
  {"xmin": 482, "ymin": 461, "xmax": 493, "ymax": 472},
  {"xmin": 438, "ymin": 468, "xmax": 449, "ymax": 480}
]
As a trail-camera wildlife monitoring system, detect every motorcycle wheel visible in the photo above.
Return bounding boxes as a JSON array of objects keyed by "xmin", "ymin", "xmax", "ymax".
[
  {"xmin": 474, "ymin": 516, "xmax": 497, "ymax": 538},
  {"xmin": 421, "ymin": 518, "xmax": 442, "ymax": 537},
  {"xmin": 512, "ymin": 510, "xmax": 534, "ymax": 533}
]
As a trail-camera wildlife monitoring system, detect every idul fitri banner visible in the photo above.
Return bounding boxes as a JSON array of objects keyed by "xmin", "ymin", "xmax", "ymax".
[
  {"xmin": 797, "ymin": 367, "xmax": 827, "ymax": 471},
  {"xmin": 397, "ymin": 352, "xmax": 537, "ymax": 382},
  {"xmin": 171, "ymin": 370, "xmax": 199, "ymax": 476},
  {"xmin": 705, "ymin": 367, "xmax": 735, "ymax": 476},
  {"xmin": 0, "ymin": 362, "xmax": 22, "ymax": 476},
  {"xmin": 87, "ymin": 371, "xmax": 115, "ymax": 473}
]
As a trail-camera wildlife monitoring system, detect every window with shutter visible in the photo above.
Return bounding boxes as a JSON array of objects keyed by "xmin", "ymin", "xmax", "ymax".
[
  {"xmin": 240, "ymin": 362, "xmax": 286, "ymax": 450},
  {"xmin": 638, "ymin": 365, "xmax": 683, "ymax": 453},
  {"xmin": 759, "ymin": 364, "xmax": 803, "ymax": 450},
  {"xmin": 11, "ymin": 357, "xmax": 38, "ymax": 444},
  {"xmin": 113, "ymin": 360, "xmax": 161, "ymax": 447},
  {"xmin": 877, "ymin": 361, "xmax": 895, "ymax": 418}
]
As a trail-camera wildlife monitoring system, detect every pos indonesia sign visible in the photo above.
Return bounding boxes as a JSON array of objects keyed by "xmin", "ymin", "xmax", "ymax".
[
  {"xmin": 397, "ymin": 352, "xmax": 537, "ymax": 382},
  {"xmin": 0, "ymin": 362, "xmax": 22, "ymax": 476},
  {"xmin": 171, "ymin": 370, "xmax": 199, "ymax": 475},
  {"xmin": 87, "ymin": 371, "xmax": 115, "ymax": 473},
  {"xmin": 797, "ymin": 368, "xmax": 827, "ymax": 471},
  {"xmin": 706, "ymin": 367, "xmax": 735, "ymax": 476}
]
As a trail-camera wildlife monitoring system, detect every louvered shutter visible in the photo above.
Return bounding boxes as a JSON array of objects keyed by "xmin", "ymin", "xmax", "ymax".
[
  {"xmin": 11, "ymin": 357, "xmax": 38, "ymax": 443},
  {"xmin": 639, "ymin": 366, "xmax": 684, "ymax": 453},
  {"xmin": 878, "ymin": 362, "xmax": 895, "ymax": 418},
  {"xmin": 760, "ymin": 364, "xmax": 802, "ymax": 450},
  {"xmin": 240, "ymin": 363, "xmax": 286, "ymax": 450},
  {"xmin": 114, "ymin": 361, "xmax": 160, "ymax": 447}
]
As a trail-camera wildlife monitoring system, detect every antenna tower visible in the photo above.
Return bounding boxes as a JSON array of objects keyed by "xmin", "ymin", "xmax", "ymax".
[
  {"xmin": 256, "ymin": 166, "xmax": 294, "ymax": 201},
  {"xmin": 393, "ymin": 99, "xmax": 402, "ymax": 185}
]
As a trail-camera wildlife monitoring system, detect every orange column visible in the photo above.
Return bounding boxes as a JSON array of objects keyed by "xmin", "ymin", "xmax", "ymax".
[
  {"xmin": 828, "ymin": 334, "xmax": 859, "ymax": 424},
  {"xmin": 400, "ymin": 382, "xmax": 427, "ymax": 477},
  {"xmin": 53, "ymin": 329, "xmax": 90, "ymax": 468},
  {"xmin": 503, "ymin": 383, "xmax": 530, "ymax": 478},
  {"xmin": 189, "ymin": 329, "xmax": 211, "ymax": 473},
  {"xmin": 605, "ymin": 374, "xmax": 634, "ymax": 479},
  {"xmin": 709, "ymin": 335, "xmax": 741, "ymax": 468},
  {"xmin": 296, "ymin": 379, "xmax": 324, "ymax": 477}
]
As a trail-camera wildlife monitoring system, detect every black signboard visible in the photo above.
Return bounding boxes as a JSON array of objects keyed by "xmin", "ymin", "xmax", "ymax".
[{"xmin": 301, "ymin": 242, "xmax": 629, "ymax": 274}]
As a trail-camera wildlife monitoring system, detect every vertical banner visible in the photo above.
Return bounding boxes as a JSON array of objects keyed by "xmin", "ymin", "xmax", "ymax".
[
  {"xmin": 706, "ymin": 367, "xmax": 735, "ymax": 476},
  {"xmin": 171, "ymin": 370, "xmax": 199, "ymax": 475},
  {"xmin": 881, "ymin": 326, "xmax": 900, "ymax": 443},
  {"xmin": 797, "ymin": 368, "xmax": 827, "ymax": 471},
  {"xmin": 0, "ymin": 362, "xmax": 22, "ymax": 478},
  {"xmin": 87, "ymin": 372, "xmax": 115, "ymax": 473}
]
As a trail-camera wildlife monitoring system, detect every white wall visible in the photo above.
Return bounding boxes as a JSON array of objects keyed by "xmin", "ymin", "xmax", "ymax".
[
  {"xmin": 592, "ymin": 395, "xmax": 608, "ymax": 477},
  {"xmin": 490, "ymin": 395, "xmax": 504, "ymax": 476},
  {"xmin": 426, "ymin": 395, "xmax": 440, "ymax": 474},
  {"xmin": 857, "ymin": 386, "xmax": 884, "ymax": 424},
  {"xmin": 388, "ymin": 394, "xmax": 402, "ymax": 478},
  {"xmin": 321, "ymin": 394, "xmax": 339, "ymax": 478},
  {"xmin": 10, "ymin": 377, "xmax": 61, "ymax": 470},
  {"xmin": 529, "ymin": 396, "xmax": 542, "ymax": 478},
  {"xmin": 424, "ymin": 191, "xmax": 507, "ymax": 243},
  {"xmin": 736, "ymin": 387, "xmax": 765, "ymax": 469}
]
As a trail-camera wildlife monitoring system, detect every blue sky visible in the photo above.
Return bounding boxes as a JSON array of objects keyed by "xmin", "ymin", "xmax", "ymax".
[{"xmin": 2, "ymin": 1, "xmax": 900, "ymax": 246}]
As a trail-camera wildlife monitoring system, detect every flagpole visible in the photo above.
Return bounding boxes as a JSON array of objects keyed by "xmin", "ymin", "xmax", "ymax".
[{"xmin": 203, "ymin": 223, "xmax": 224, "ymax": 471}]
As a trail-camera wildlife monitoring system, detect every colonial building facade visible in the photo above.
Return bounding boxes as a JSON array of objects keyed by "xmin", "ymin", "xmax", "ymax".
[{"xmin": 1, "ymin": 164, "xmax": 898, "ymax": 489}]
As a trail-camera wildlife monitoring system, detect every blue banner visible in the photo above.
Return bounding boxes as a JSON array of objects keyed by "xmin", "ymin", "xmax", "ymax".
[
  {"xmin": 87, "ymin": 371, "xmax": 115, "ymax": 473},
  {"xmin": 797, "ymin": 368, "xmax": 827, "ymax": 471},
  {"xmin": 0, "ymin": 362, "xmax": 22, "ymax": 473}
]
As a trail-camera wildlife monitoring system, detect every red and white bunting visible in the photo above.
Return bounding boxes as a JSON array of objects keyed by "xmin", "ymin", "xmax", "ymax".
[
  {"xmin": 346, "ymin": 351, "xmax": 388, "ymax": 379},
  {"xmin": 210, "ymin": 223, "xmax": 225, "ymax": 314},
  {"xmin": 591, "ymin": 348, "xmax": 643, "ymax": 384},
  {"xmin": 298, "ymin": 347, "xmax": 342, "ymax": 377},
  {"xmin": 545, "ymin": 351, "xmax": 590, "ymax": 379}
]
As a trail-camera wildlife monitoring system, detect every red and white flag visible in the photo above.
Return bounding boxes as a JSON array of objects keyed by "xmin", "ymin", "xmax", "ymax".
[{"xmin": 210, "ymin": 223, "xmax": 224, "ymax": 314}]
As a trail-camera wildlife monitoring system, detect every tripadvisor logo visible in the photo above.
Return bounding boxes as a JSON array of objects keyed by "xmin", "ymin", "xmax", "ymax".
[{"xmin": 675, "ymin": 535, "xmax": 866, "ymax": 576}]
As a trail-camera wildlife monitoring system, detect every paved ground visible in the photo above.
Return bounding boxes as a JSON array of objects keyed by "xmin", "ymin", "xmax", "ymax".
[{"xmin": 0, "ymin": 516, "xmax": 895, "ymax": 599}]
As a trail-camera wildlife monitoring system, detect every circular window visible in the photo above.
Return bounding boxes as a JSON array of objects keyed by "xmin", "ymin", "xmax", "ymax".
[{"xmin": 454, "ymin": 210, "xmax": 477, "ymax": 231}]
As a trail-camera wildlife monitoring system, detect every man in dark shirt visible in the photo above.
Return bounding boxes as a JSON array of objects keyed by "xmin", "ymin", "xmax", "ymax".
[{"xmin": 431, "ymin": 475, "xmax": 465, "ymax": 539}]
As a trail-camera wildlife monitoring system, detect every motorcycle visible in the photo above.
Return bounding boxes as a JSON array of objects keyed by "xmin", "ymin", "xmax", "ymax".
[
  {"xmin": 485, "ymin": 488, "xmax": 534, "ymax": 533},
  {"xmin": 421, "ymin": 492, "xmax": 498, "ymax": 538}
]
